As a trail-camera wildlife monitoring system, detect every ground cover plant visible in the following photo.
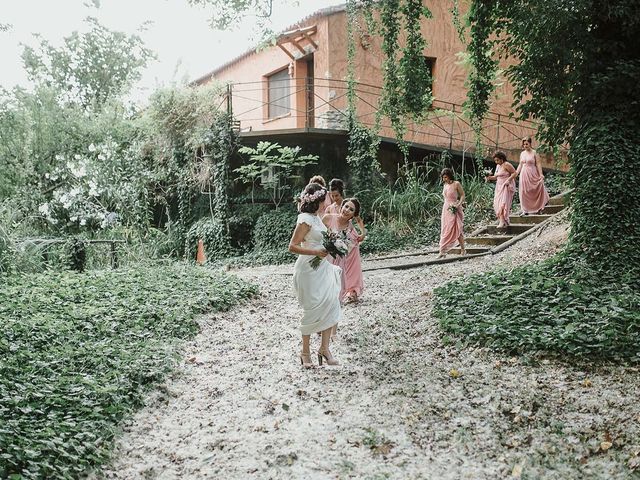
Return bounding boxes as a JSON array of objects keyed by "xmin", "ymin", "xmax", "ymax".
[
  {"xmin": 434, "ymin": 251, "xmax": 640, "ymax": 361},
  {"xmin": 0, "ymin": 263, "xmax": 257, "ymax": 479}
]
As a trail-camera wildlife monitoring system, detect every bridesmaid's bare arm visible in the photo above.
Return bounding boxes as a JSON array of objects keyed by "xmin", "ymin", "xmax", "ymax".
[
  {"xmin": 455, "ymin": 181, "xmax": 466, "ymax": 207},
  {"xmin": 354, "ymin": 216, "xmax": 366, "ymax": 242},
  {"xmin": 534, "ymin": 152, "xmax": 544, "ymax": 178},
  {"xmin": 288, "ymin": 222, "xmax": 327, "ymax": 257},
  {"xmin": 509, "ymin": 161, "xmax": 522, "ymax": 181}
]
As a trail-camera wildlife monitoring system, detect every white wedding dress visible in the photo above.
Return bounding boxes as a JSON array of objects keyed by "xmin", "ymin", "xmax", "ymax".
[{"xmin": 293, "ymin": 212, "xmax": 342, "ymax": 335}]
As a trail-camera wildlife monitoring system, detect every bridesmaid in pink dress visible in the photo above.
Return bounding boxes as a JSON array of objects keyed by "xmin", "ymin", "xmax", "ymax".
[
  {"xmin": 325, "ymin": 178, "xmax": 345, "ymax": 215},
  {"xmin": 485, "ymin": 151, "xmax": 517, "ymax": 228},
  {"xmin": 516, "ymin": 138, "xmax": 549, "ymax": 214},
  {"xmin": 308, "ymin": 175, "xmax": 333, "ymax": 214},
  {"xmin": 438, "ymin": 168, "xmax": 466, "ymax": 257},
  {"xmin": 323, "ymin": 197, "xmax": 365, "ymax": 304}
]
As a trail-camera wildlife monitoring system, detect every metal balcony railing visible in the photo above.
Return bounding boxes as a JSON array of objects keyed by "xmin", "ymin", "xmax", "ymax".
[{"xmin": 220, "ymin": 77, "xmax": 565, "ymax": 158}]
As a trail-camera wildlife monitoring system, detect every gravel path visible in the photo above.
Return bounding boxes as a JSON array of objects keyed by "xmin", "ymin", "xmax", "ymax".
[{"xmin": 96, "ymin": 216, "xmax": 640, "ymax": 479}]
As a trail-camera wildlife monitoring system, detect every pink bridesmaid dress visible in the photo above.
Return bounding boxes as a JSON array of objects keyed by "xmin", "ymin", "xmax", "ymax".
[
  {"xmin": 494, "ymin": 164, "xmax": 516, "ymax": 225},
  {"xmin": 519, "ymin": 150, "xmax": 549, "ymax": 214},
  {"xmin": 327, "ymin": 215, "xmax": 364, "ymax": 302},
  {"xmin": 439, "ymin": 183, "xmax": 464, "ymax": 253},
  {"xmin": 324, "ymin": 202, "xmax": 340, "ymax": 216},
  {"xmin": 319, "ymin": 195, "xmax": 333, "ymax": 215}
]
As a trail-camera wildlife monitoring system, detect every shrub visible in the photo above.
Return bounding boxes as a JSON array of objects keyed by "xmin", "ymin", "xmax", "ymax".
[
  {"xmin": 252, "ymin": 207, "xmax": 298, "ymax": 252},
  {"xmin": 434, "ymin": 253, "xmax": 640, "ymax": 361},
  {"xmin": 228, "ymin": 202, "xmax": 271, "ymax": 251},
  {"xmin": 360, "ymin": 223, "xmax": 406, "ymax": 255},
  {"xmin": 185, "ymin": 217, "xmax": 235, "ymax": 261}
]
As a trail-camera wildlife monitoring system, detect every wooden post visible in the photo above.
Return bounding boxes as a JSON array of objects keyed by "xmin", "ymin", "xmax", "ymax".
[{"xmin": 110, "ymin": 241, "xmax": 119, "ymax": 269}]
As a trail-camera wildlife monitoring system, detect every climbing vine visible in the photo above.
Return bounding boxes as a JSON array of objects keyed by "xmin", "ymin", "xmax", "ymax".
[
  {"xmin": 399, "ymin": 0, "xmax": 433, "ymax": 119},
  {"xmin": 345, "ymin": 0, "xmax": 381, "ymax": 195},
  {"xmin": 144, "ymin": 83, "xmax": 235, "ymax": 258},
  {"xmin": 380, "ymin": 0, "xmax": 434, "ymax": 151}
]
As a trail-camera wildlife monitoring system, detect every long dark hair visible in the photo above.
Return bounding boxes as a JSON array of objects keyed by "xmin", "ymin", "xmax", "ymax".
[
  {"xmin": 441, "ymin": 168, "xmax": 455, "ymax": 182},
  {"xmin": 329, "ymin": 178, "xmax": 345, "ymax": 197},
  {"xmin": 342, "ymin": 197, "xmax": 361, "ymax": 217}
]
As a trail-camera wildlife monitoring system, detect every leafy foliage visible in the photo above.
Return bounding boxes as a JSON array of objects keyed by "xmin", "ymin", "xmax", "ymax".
[
  {"xmin": 464, "ymin": 0, "xmax": 640, "ymax": 274},
  {"xmin": 187, "ymin": 0, "xmax": 275, "ymax": 31},
  {"xmin": 0, "ymin": 264, "xmax": 257, "ymax": 479},
  {"xmin": 346, "ymin": 121, "xmax": 381, "ymax": 199},
  {"xmin": 248, "ymin": 207, "xmax": 298, "ymax": 263},
  {"xmin": 235, "ymin": 141, "xmax": 318, "ymax": 209},
  {"xmin": 185, "ymin": 217, "xmax": 235, "ymax": 260},
  {"xmin": 21, "ymin": 17, "xmax": 154, "ymax": 108},
  {"xmin": 434, "ymin": 254, "xmax": 640, "ymax": 361}
]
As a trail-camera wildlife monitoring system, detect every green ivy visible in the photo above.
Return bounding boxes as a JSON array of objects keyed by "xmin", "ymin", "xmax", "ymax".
[
  {"xmin": 463, "ymin": 0, "xmax": 640, "ymax": 274},
  {"xmin": 434, "ymin": 253, "xmax": 640, "ymax": 361},
  {"xmin": 0, "ymin": 264, "xmax": 257, "ymax": 478}
]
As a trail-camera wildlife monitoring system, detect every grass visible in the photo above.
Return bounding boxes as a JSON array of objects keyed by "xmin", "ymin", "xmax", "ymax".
[{"xmin": 0, "ymin": 262, "xmax": 257, "ymax": 479}]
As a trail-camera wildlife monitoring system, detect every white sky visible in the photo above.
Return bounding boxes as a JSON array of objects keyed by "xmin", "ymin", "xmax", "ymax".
[{"xmin": 0, "ymin": 0, "xmax": 343, "ymax": 102}]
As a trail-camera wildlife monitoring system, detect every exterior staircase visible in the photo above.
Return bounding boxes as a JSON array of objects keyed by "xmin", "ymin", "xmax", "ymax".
[
  {"xmin": 446, "ymin": 193, "xmax": 566, "ymax": 256},
  {"xmin": 362, "ymin": 191, "xmax": 569, "ymax": 271}
]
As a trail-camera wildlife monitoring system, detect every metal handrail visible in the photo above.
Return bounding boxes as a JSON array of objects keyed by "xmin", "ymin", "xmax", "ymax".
[{"xmin": 221, "ymin": 76, "xmax": 565, "ymax": 154}]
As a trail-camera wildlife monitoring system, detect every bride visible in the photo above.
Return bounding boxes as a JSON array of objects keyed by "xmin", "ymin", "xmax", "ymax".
[{"xmin": 288, "ymin": 182, "xmax": 342, "ymax": 368}]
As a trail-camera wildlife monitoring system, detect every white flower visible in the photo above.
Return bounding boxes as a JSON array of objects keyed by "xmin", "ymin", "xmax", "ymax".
[
  {"xmin": 45, "ymin": 172, "xmax": 50, "ymax": 179},
  {"xmin": 70, "ymin": 215, "xmax": 78, "ymax": 222},
  {"xmin": 38, "ymin": 203, "xmax": 50, "ymax": 215},
  {"xmin": 74, "ymin": 154, "xmax": 81, "ymax": 160},
  {"xmin": 88, "ymin": 143, "xmax": 97, "ymax": 152},
  {"xmin": 80, "ymin": 218, "xmax": 87, "ymax": 226},
  {"xmin": 69, "ymin": 163, "xmax": 86, "ymax": 178},
  {"xmin": 55, "ymin": 154, "xmax": 64, "ymax": 161},
  {"xmin": 88, "ymin": 181, "xmax": 99, "ymax": 197}
]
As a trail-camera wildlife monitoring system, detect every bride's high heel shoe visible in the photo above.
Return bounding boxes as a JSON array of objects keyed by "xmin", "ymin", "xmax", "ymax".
[
  {"xmin": 317, "ymin": 348, "xmax": 339, "ymax": 366},
  {"xmin": 299, "ymin": 352, "xmax": 314, "ymax": 368}
]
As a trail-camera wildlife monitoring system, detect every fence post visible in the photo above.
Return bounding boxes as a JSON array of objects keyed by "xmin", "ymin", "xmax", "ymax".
[
  {"xmin": 495, "ymin": 114, "xmax": 501, "ymax": 149},
  {"xmin": 110, "ymin": 241, "xmax": 119, "ymax": 269}
]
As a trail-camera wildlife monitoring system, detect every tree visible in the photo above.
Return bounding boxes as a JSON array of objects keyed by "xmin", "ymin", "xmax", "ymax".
[
  {"xmin": 21, "ymin": 17, "xmax": 155, "ymax": 109},
  {"xmin": 0, "ymin": 17, "xmax": 155, "ymax": 234},
  {"xmin": 464, "ymin": 0, "xmax": 640, "ymax": 278},
  {"xmin": 187, "ymin": 0, "xmax": 275, "ymax": 30},
  {"xmin": 235, "ymin": 141, "xmax": 318, "ymax": 209}
]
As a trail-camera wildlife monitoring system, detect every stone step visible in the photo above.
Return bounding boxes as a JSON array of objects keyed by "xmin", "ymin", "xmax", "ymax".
[
  {"xmin": 486, "ymin": 224, "xmax": 533, "ymax": 235},
  {"xmin": 449, "ymin": 247, "xmax": 489, "ymax": 255},
  {"xmin": 465, "ymin": 235, "xmax": 513, "ymax": 246},
  {"xmin": 510, "ymin": 214, "xmax": 554, "ymax": 224},
  {"xmin": 540, "ymin": 204, "xmax": 564, "ymax": 215},
  {"xmin": 548, "ymin": 195, "xmax": 565, "ymax": 206}
]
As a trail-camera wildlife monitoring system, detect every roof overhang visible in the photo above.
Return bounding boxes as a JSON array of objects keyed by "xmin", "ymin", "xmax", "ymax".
[{"xmin": 276, "ymin": 25, "xmax": 318, "ymax": 60}]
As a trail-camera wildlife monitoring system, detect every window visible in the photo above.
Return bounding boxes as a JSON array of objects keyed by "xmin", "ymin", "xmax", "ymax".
[{"xmin": 267, "ymin": 69, "xmax": 291, "ymax": 119}]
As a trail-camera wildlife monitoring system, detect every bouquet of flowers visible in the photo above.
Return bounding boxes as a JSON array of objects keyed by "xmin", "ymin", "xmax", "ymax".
[
  {"xmin": 483, "ymin": 168, "xmax": 493, "ymax": 177},
  {"xmin": 448, "ymin": 204, "xmax": 458, "ymax": 215},
  {"xmin": 309, "ymin": 230, "xmax": 352, "ymax": 269}
]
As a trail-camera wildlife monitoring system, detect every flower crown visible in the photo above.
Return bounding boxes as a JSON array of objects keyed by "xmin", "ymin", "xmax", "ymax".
[{"xmin": 300, "ymin": 187, "xmax": 326, "ymax": 204}]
